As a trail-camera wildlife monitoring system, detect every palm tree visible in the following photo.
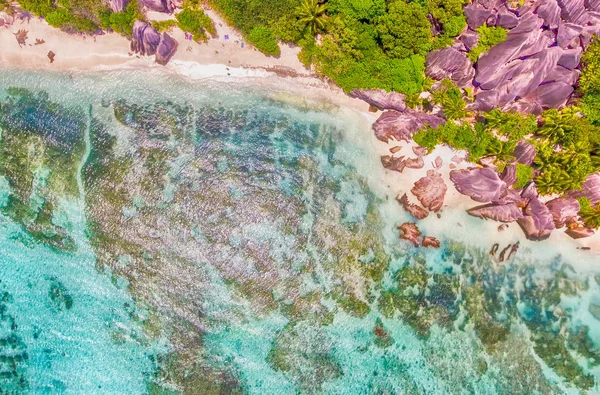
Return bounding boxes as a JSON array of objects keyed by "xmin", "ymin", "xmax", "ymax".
[{"xmin": 297, "ymin": 0, "xmax": 327, "ymax": 36}]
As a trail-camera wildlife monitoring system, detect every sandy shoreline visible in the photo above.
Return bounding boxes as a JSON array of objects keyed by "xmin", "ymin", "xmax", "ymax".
[{"xmin": 1, "ymin": 16, "xmax": 600, "ymax": 258}]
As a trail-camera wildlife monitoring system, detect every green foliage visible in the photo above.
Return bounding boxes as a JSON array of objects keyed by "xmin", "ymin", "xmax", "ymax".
[
  {"xmin": 100, "ymin": 0, "xmax": 142, "ymax": 37},
  {"xmin": 515, "ymin": 163, "xmax": 533, "ymax": 189},
  {"xmin": 296, "ymin": 0, "xmax": 327, "ymax": 35},
  {"xmin": 376, "ymin": 0, "xmax": 432, "ymax": 59},
  {"xmin": 579, "ymin": 39, "xmax": 600, "ymax": 125},
  {"xmin": 578, "ymin": 197, "xmax": 600, "ymax": 229},
  {"xmin": 247, "ymin": 26, "xmax": 280, "ymax": 56},
  {"xmin": 152, "ymin": 19, "xmax": 178, "ymax": 32},
  {"xmin": 209, "ymin": 0, "xmax": 300, "ymax": 35},
  {"xmin": 468, "ymin": 25, "xmax": 507, "ymax": 62},
  {"xmin": 425, "ymin": 0, "xmax": 467, "ymax": 37},
  {"xmin": 483, "ymin": 109, "xmax": 537, "ymax": 140},
  {"xmin": 328, "ymin": 0, "xmax": 385, "ymax": 21},
  {"xmin": 176, "ymin": 8, "xmax": 215, "ymax": 41},
  {"xmin": 431, "ymin": 80, "xmax": 467, "ymax": 120}
]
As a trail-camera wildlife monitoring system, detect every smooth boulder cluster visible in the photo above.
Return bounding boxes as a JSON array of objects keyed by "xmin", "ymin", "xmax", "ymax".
[
  {"xmin": 450, "ymin": 165, "xmax": 596, "ymax": 241},
  {"xmin": 426, "ymin": 0, "xmax": 600, "ymax": 113},
  {"xmin": 131, "ymin": 21, "xmax": 178, "ymax": 65}
]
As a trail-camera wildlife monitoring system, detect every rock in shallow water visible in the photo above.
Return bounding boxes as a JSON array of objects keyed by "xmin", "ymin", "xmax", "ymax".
[
  {"xmin": 398, "ymin": 222, "xmax": 421, "ymax": 246},
  {"xmin": 397, "ymin": 193, "xmax": 429, "ymax": 220},
  {"xmin": 422, "ymin": 236, "xmax": 441, "ymax": 248}
]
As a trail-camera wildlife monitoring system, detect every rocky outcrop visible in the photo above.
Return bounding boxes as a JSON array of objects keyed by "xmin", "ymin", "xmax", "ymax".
[
  {"xmin": 156, "ymin": 32, "xmax": 179, "ymax": 66},
  {"xmin": 109, "ymin": 0, "xmax": 130, "ymax": 12},
  {"xmin": 372, "ymin": 110, "xmax": 445, "ymax": 143},
  {"xmin": 512, "ymin": 140, "xmax": 536, "ymax": 165},
  {"xmin": 140, "ymin": 0, "xmax": 173, "ymax": 13},
  {"xmin": 449, "ymin": 167, "xmax": 507, "ymax": 203},
  {"xmin": 397, "ymin": 194, "xmax": 429, "ymax": 220},
  {"xmin": 431, "ymin": 0, "xmax": 600, "ymax": 113},
  {"xmin": 398, "ymin": 223, "xmax": 421, "ymax": 246},
  {"xmin": 468, "ymin": 203, "xmax": 524, "ymax": 222},
  {"xmin": 546, "ymin": 197, "xmax": 580, "ymax": 227},
  {"xmin": 570, "ymin": 172, "xmax": 600, "ymax": 205},
  {"xmin": 517, "ymin": 197, "xmax": 556, "ymax": 240},
  {"xmin": 131, "ymin": 21, "xmax": 178, "ymax": 65},
  {"xmin": 426, "ymin": 47, "xmax": 476, "ymax": 87},
  {"xmin": 350, "ymin": 90, "xmax": 406, "ymax": 112},
  {"xmin": 411, "ymin": 170, "xmax": 447, "ymax": 212}
]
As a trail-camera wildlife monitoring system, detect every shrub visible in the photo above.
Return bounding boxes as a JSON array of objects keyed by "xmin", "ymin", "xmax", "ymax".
[
  {"xmin": 578, "ymin": 197, "xmax": 600, "ymax": 229},
  {"xmin": 152, "ymin": 19, "xmax": 178, "ymax": 32},
  {"xmin": 176, "ymin": 7, "xmax": 215, "ymax": 41},
  {"xmin": 413, "ymin": 127, "xmax": 439, "ymax": 150},
  {"xmin": 515, "ymin": 163, "xmax": 533, "ymax": 189},
  {"xmin": 247, "ymin": 26, "xmax": 280, "ymax": 56},
  {"xmin": 468, "ymin": 25, "xmax": 507, "ymax": 62}
]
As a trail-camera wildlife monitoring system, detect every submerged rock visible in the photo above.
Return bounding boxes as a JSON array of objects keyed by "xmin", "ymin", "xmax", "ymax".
[
  {"xmin": 350, "ymin": 89, "xmax": 406, "ymax": 112},
  {"xmin": 411, "ymin": 170, "xmax": 447, "ymax": 212},
  {"xmin": 373, "ymin": 111, "xmax": 445, "ymax": 143},
  {"xmin": 398, "ymin": 223, "xmax": 421, "ymax": 246},
  {"xmin": 397, "ymin": 193, "xmax": 429, "ymax": 220},
  {"xmin": 468, "ymin": 203, "xmax": 524, "ymax": 222},
  {"xmin": 422, "ymin": 236, "xmax": 441, "ymax": 248},
  {"xmin": 450, "ymin": 167, "xmax": 507, "ymax": 203},
  {"xmin": 546, "ymin": 197, "xmax": 580, "ymax": 228}
]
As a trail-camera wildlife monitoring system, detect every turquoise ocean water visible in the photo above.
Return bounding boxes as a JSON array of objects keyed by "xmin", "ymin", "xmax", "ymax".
[{"xmin": 0, "ymin": 68, "xmax": 599, "ymax": 394}]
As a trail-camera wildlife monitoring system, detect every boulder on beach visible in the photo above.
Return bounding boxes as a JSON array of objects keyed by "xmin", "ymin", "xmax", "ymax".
[
  {"xmin": 411, "ymin": 170, "xmax": 447, "ymax": 212},
  {"xmin": 381, "ymin": 155, "xmax": 406, "ymax": 173},
  {"xmin": 545, "ymin": 197, "xmax": 580, "ymax": 227},
  {"xmin": 449, "ymin": 167, "xmax": 507, "ymax": 203},
  {"xmin": 156, "ymin": 32, "xmax": 179, "ymax": 65},
  {"xmin": 566, "ymin": 226, "xmax": 596, "ymax": 239},
  {"xmin": 468, "ymin": 203, "xmax": 524, "ymax": 222},
  {"xmin": 350, "ymin": 89, "xmax": 406, "ymax": 112},
  {"xmin": 517, "ymin": 197, "xmax": 556, "ymax": 240},
  {"xmin": 372, "ymin": 110, "xmax": 445, "ymax": 143},
  {"xmin": 405, "ymin": 156, "xmax": 424, "ymax": 169},
  {"xmin": 398, "ymin": 223, "xmax": 421, "ymax": 246},
  {"xmin": 397, "ymin": 193, "xmax": 429, "ymax": 220},
  {"xmin": 131, "ymin": 21, "xmax": 178, "ymax": 65},
  {"xmin": 140, "ymin": 0, "xmax": 173, "ymax": 13}
]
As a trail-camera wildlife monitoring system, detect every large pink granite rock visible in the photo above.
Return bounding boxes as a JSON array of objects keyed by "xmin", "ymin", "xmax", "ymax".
[
  {"xmin": 557, "ymin": 47, "xmax": 583, "ymax": 70},
  {"xmin": 517, "ymin": 197, "xmax": 556, "ymax": 240},
  {"xmin": 372, "ymin": 111, "xmax": 445, "ymax": 143},
  {"xmin": 523, "ymin": 81, "xmax": 574, "ymax": 109},
  {"xmin": 536, "ymin": 0, "xmax": 562, "ymax": 29},
  {"xmin": 570, "ymin": 173, "xmax": 600, "ymax": 205},
  {"xmin": 156, "ymin": 32, "xmax": 178, "ymax": 65},
  {"xmin": 411, "ymin": 170, "xmax": 447, "ymax": 212},
  {"xmin": 468, "ymin": 203, "xmax": 524, "ymax": 222},
  {"xmin": 546, "ymin": 197, "xmax": 580, "ymax": 227},
  {"xmin": 426, "ymin": 47, "xmax": 476, "ymax": 87},
  {"xmin": 500, "ymin": 164, "xmax": 517, "ymax": 186},
  {"xmin": 140, "ymin": 0, "xmax": 173, "ymax": 13},
  {"xmin": 512, "ymin": 140, "xmax": 536, "ymax": 165},
  {"xmin": 450, "ymin": 167, "xmax": 507, "ymax": 203},
  {"xmin": 110, "ymin": 0, "xmax": 130, "ymax": 12},
  {"xmin": 350, "ymin": 89, "xmax": 406, "ymax": 112}
]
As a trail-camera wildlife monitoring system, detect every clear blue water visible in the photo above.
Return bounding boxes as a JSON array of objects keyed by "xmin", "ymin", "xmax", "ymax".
[{"xmin": 0, "ymin": 68, "xmax": 598, "ymax": 394}]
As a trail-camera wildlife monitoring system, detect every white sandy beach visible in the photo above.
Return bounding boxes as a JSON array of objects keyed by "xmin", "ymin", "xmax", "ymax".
[{"xmin": 1, "ymin": 11, "xmax": 600, "ymax": 258}]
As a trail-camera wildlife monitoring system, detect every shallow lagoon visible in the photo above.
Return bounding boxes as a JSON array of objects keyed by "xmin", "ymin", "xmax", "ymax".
[{"xmin": 0, "ymin": 68, "xmax": 598, "ymax": 393}]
